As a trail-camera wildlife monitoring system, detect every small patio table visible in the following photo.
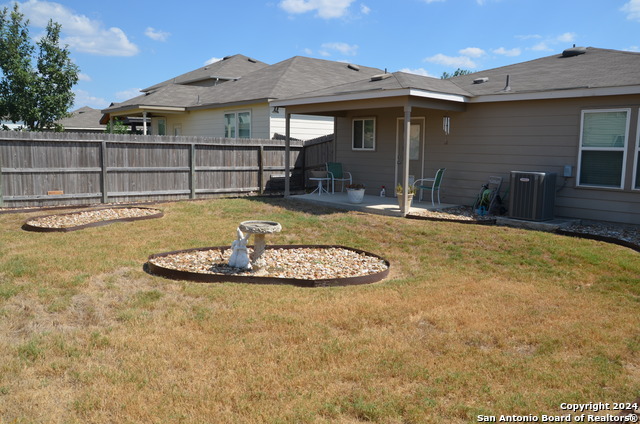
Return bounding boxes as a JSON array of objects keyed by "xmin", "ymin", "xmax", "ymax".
[{"xmin": 309, "ymin": 177, "xmax": 330, "ymax": 195}]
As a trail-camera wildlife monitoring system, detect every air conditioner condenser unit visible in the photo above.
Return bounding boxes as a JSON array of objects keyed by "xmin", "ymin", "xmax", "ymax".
[{"xmin": 508, "ymin": 171, "xmax": 557, "ymax": 221}]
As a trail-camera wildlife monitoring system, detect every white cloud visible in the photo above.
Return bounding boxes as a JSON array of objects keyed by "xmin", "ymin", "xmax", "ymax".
[
  {"xmin": 321, "ymin": 42, "xmax": 358, "ymax": 56},
  {"xmin": 556, "ymin": 32, "xmax": 576, "ymax": 43},
  {"xmin": 493, "ymin": 47, "xmax": 521, "ymax": 57},
  {"xmin": 516, "ymin": 34, "xmax": 542, "ymax": 40},
  {"xmin": 18, "ymin": 0, "xmax": 139, "ymax": 56},
  {"xmin": 400, "ymin": 67, "xmax": 437, "ymax": 78},
  {"xmin": 145, "ymin": 27, "xmax": 170, "ymax": 42},
  {"xmin": 204, "ymin": 57, "xmax": 223, "ymax": 65},
  {"xmin": 303, "ymin": 48, "xmax": 314, "ymax": 55},
  {"xmin": 424, "ymin": 53, "xmax": 478, "ymax": 69},
  {"xmin": 73, "ymin": 89, "xmax": 109, "ymax": 109},
  {"xmin": 360, "ymin": 3, "xmax": 370, "ymax": 14},
  {"xmin": 531, "ymin": 42, "xmax": 551, "ymax": 51},
  {"xmin": 78, "ymin": 73, "xmax": 91, "ymax": 82},
  {"xmin": 279, "ymin": 0, "xmax": 355, "ymax": 18},
  {"xmin": 621, "ymin": 0, "xmax": 640, "ymax": 21},
  {"xmin": 115, "ymin": 88, "xmax": 143, "ymax": 101},
  {"xmin": 459, "ymin": 47, "xmax": 485, "ymax": 58}
]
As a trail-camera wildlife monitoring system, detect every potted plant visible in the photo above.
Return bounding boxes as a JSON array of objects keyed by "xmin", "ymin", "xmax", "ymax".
[
  {"xmin": 396, "ymin": 184, "xmax": 416, "ymax": 210},
  {"xmin": 346, "ymin": 183, "xmax": 366, "ymax": 203}
]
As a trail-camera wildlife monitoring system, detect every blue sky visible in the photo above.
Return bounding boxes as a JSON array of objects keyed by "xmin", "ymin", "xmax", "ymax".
[{"xmin": 5, "ymin": 0, "xmax": 640, "ymax": 111}]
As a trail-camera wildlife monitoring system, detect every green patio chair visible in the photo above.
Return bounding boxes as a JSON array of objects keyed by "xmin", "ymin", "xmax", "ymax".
[
  {"xmin": 325, "ymin": 162, "xmax": 352, "ymax": 193},
  {"xmin": 414, "ymin": 168, "xmax": 446, "ymax": 206}
]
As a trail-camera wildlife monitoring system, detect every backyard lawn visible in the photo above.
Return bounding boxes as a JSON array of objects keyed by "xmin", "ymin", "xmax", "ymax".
[{"xmin": 0, "ymin": 197, "xmax": 638, "ymax": 423}]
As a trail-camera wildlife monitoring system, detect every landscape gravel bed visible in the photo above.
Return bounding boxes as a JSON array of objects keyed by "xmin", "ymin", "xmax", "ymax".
[
  {"xmin": 147, "ymin": 245, "xmax": 390, "ymax": 286},
  {"xmin": 23, "ymin": 207, "xmax": 163, "ymax": 231},
  {"xmin": 410, "ymin": 206, "xmax": 640, "ymax": 252}
]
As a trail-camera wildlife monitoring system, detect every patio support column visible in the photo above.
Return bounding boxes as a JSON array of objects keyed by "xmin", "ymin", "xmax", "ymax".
[
  {"xmin": 402, "ymin": 105, "xmax": 412, "ymax": 215},
  {"xmin": 143, "ymin": 111, "xmax": 148, "ymax": 135},
  {"xmin": 284, "ymin": 112, "xmax": 291, "ymax": 197}
]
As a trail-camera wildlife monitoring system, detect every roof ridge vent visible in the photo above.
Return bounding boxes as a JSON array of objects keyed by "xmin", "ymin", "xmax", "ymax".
[
  {"xmin": 247, "ymin": 57, "xmax": 257, "ymax": 63},
  {"xmin": 347, "ymin": 64, "xmax": 360, "ymax": 71},
  {"xmin": 371, "ymin": 73, "xmax": 392, "ymax": 82},
  {"xmin": 562, "ymin": 46, "xmax": 587, "ymax": 57}
]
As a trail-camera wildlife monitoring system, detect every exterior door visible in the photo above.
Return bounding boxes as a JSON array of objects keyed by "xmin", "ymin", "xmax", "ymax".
[{"xmin": 395, "ymin": 118, "xmax": 425, "ymax": 195}]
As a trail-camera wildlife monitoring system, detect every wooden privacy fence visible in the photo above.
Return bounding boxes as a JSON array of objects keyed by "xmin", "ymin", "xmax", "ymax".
[{"xmin": 0, "ymin": 131, "xmax": 333, "ymax": 207}]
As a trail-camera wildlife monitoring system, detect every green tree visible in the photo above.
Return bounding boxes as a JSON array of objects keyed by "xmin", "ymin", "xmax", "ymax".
[
  {"xmin": 441, "ymin": 68, "xmax": 472, "ymax": 79},
  {"xmin": 0, "ymin": 4, "xmax": 79, "ymax": 131},
  {"xmin": 106, "ymin": 117, "xmax": 129, "ymax": 134}
]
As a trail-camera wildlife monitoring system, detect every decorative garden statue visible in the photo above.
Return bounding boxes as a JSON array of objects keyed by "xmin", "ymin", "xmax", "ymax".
[{"xmin": 228, "ymin": 228, "xmax": 251, "ymax": 269}]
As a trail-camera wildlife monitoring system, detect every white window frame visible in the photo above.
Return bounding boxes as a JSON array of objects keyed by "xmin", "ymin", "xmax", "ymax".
[
  {"xmin": 577, "ymin": 108, "xmax": 630, "ymax": 189},
  {"xmin": 157, "ymin": 118, "xmax": 166, "ymax": 136},
  {"xmin": 352, "ymin": 117, "xmax": 376, "ymax": 151},
  {"xmin": 634, "ymin": 110, "xmax": 640, "ymax": 190},
  {"xmin": 224, "ymin": 110, "xmax": 251, "ymax": 139}
]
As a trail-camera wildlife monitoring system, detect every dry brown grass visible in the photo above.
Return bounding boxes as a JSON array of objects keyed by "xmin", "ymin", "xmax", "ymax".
[{"xmin": 0, "ymin": 197, "xmax": 639, "ymax": 423}]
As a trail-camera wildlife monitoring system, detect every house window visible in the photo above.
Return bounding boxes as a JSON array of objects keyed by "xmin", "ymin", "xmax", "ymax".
[
  {"xmin": 353, "ymin": 118, "xmax": 375, "ymax": 150},
  {"xmin": 224, "ymin": 111, "xmax": 251, "ymax": 138},
  {"xmin": 157, "ymin": 119, "xmax": 166, "ymax": 136},
  {"xmin": 578, "ymin": 109, "xmax": 630, "ymax": 188}
]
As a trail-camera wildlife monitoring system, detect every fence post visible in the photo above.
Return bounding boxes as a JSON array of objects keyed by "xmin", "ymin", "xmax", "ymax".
[
  {"xmin": 101, "ymin": 140, "xmax": 108, "ymax": 203},
  {"xmin": 258, "ymin": 145, "xmax": 264, "ymax": 194},
  {"xmin": 190, "ymin": 143, "xmax": 196, "ymax": 199},
  {"xmin": 0, "ymin": 166, "xmax": 3, "ymax": 207}
]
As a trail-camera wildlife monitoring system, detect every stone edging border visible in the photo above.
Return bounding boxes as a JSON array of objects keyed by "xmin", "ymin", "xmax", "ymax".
[
  {"xmin": 21, "ymin": 207, "xmax": 164, "ymax": 232},
  {"xmin": 405, "ymin": 214, "xmax": 640, "ymax": 253},
  {"xmin": 556, "ymin": 229, "xmax": 640, "ymax": 253},
  {"xmin": 145, "ymin": 244, "xmax": 390, "ymax": 288}
]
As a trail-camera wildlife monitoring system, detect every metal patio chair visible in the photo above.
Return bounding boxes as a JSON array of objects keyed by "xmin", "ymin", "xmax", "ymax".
[
  {"xmin": 414, "ymin": 168, "xmax": 446, "ymax": 206},
  {"xmin": 326, "ymin": 162, "xmax": 352, "ymax": 193}
]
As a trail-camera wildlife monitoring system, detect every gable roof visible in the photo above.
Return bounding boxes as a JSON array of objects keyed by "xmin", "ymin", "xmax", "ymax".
[
  {"xmin": 193, "ymin": 56, "xmax": 383, "ymax": 107},
  {"xmin": 57, "ymin": 106, "xmax": 106, "ymax": 131},
  {"xmin": 142, "ymin": 54, "xmax": 268, "ymax": 92},
  {"xmin": 273, "ymin": 47, "xmax": 640, "ymax": 108},
  {"xmin": 450, "ymin": 47, "xmax": 640, "ymax": 98},
  {"xmin": 103, "ymin": 55, "xmax": 383, "ymax": 114}
]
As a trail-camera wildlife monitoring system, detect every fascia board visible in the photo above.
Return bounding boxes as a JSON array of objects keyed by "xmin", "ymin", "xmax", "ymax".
[
  {"xmin": 469, "ymin": 85, "xmax": 640, "ymax": 103},
  {"xmin": 272, "ymin": 89, "xmax": 468, "ymax": 107}
]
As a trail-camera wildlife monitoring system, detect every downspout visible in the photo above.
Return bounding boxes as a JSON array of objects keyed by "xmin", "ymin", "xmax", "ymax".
[
  {"xmin": 402, "ymin": 106, "xmax": 412, "ymax": 215},
  {"xmin": 143, "ymin": 111, "xmax": 148, "ymax": 135},
  {"xmin": 284, "ymin": 112, "xmax": 291, "ymax": 197}
]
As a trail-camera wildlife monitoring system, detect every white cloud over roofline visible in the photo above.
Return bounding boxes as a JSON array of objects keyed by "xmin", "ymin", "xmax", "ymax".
[
  {"xmin": 279, "ymin": 0, "xmax": 355, "ymax": 19},
  {"xmin": 621, "ymin": 0, "xmax": 640, "ymax": 21},
  {"xmin": 145, "ymin": 27, "xmax": 170, "ymax": 42},
  {"xmin": 424, "ymin": 53, "xmax": 478, "ymax": 69},
  {"xmin": 17, "ymin": 0, "xmax": 139, "ymax": 56}
]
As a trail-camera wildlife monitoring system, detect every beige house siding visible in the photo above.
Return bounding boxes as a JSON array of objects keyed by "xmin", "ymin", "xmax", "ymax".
[
  {"xmin": 149, "ymin": 104, "xmax": 333, "ymax": 140},
  {"xmin": 333, "ymin": 95, "xmax": 640, "ymax": 225},
  {"xmin": 270, "ymin": 111, "xmax": 335, "ymax": 140}
]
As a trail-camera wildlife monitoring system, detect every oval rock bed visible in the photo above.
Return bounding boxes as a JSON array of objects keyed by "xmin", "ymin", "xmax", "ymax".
[
  {"xmin": 23, "ymin": 207, "xmax": 163, "ymax": 232},
  {"xmin": 147, "ymin": 245, "xmax": 390, "ymax": 287}
]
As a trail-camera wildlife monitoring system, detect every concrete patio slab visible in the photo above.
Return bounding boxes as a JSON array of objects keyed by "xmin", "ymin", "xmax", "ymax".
[{"xmin": 289, "ymin": 192, "xmax": 457, "ymax": 217}]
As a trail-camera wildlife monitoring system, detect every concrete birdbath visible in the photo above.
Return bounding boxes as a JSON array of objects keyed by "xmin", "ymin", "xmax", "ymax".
[{"xmin": 239, "ymin": 220, "xmax": 282, "ymax": 269}]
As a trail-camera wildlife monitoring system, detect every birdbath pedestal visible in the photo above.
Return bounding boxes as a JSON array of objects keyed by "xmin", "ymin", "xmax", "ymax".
[{"xmin": 239, "ymin": 220, "xmax": 282, "ymax": 269}]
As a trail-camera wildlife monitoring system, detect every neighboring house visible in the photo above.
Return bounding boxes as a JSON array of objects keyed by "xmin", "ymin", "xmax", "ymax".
[
  {"xmin": 273, "ymin": 47, "xmax": 640, "ymax": 225},
  {"xmin": 102, "ymin": 54, "xmax": 382, "ymax": 141},
  {"xmin": 57, "ymin": 106, "xmax": 106, "ymax": 133}
]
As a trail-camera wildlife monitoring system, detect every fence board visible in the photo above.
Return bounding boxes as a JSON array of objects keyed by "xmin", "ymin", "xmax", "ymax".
[{"xmin": 0, "ymin": 131, "xmax": 332, "ymax": 207}]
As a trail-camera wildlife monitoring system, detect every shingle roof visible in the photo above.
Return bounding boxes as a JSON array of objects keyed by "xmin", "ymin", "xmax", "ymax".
[
  {"xmin": 279, "ymin": 71, "xmax": 472, "ymax": 99},
  {"xmin": 103, "ymin": 84, "xmax": 209, "ymax": 113},
  {"xmin": 195, "ymin": 56, "xmax": 384, "ymax": 106},
  {"xmin": 57, "ymin": 106, "xmax": 105, "ymax": 130},
  {"xmin": 142, "ymin": 54, "xmax": 268, "ymax": 92},
  {"xmin": 450, "ymin": 47, "xmax": 640, "ymax": 96}
]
